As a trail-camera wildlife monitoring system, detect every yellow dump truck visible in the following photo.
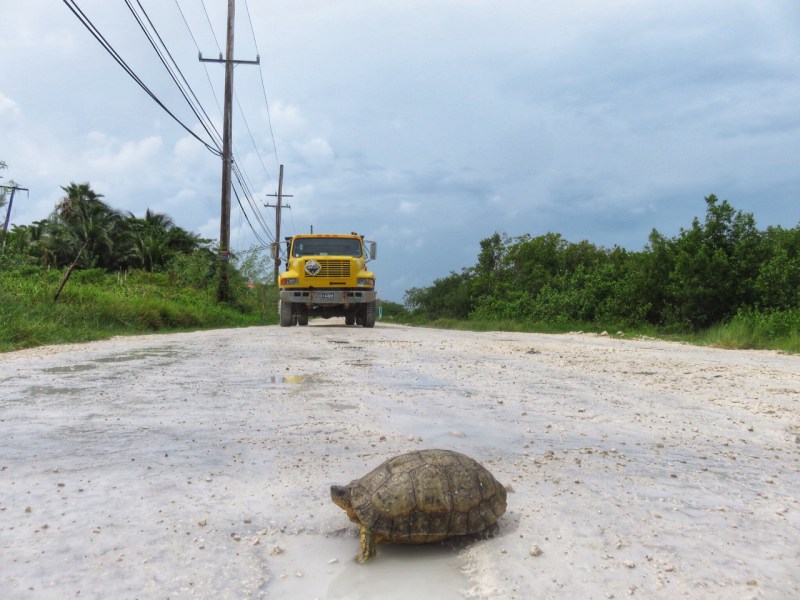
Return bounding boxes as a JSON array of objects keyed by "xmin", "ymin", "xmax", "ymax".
[{"xmin": 271, "ymin": 233, "xmax": 377, "ymax": 327}]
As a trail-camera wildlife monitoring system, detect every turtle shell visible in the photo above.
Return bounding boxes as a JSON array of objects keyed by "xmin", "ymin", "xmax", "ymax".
[{"xmin": 345, "ymin": 449, "xmax": 506, "ymax": 543}]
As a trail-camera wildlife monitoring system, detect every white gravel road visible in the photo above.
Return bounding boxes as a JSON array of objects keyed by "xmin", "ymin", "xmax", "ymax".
[{"xmin": 1, "ymin": 322, "xmax": 798, "ymax": 599}]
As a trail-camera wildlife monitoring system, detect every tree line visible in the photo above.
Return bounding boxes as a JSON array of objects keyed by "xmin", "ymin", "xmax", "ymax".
[
  {"xmin": 405, "ymin": 195, "xmax": 800, "ymax": 332},
  {"xmin": 3, "ymin": 182, "xmax": 207, "ymax": 273}
]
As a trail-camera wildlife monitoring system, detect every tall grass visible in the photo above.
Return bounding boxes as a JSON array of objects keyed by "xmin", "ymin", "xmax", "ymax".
[
  {"xmin": 700, "ymin": 308, "xmax": 800, "ymax": 353},
  {"xmin": 0, "ymin": 267, "xmax": 278, "ymax": 352},
  {"xmin": 405, "ymin": 312, "xmax": 797, "ymax": 353}
]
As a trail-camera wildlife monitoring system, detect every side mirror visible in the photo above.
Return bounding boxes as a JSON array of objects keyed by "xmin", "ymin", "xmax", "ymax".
[
  {"xmin": 269, "ymin": 242, "xmax": 280, "ymax": 260},
  {"xmin": 368, "ymin": 241, "xmax": 377, "ymax": 260}
]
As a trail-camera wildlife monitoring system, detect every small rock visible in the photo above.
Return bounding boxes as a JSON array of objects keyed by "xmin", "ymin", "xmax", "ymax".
[
  {"xmin": 198, "ymin": 519, "xmax": 207, "ymax": 527},
  {"xmin": 269, "ymin": 545, "xmax": 284, "ymax": 556},
  {"xmin": 623, "ymin": 560, "xmax": 636, "ymax": 569},
  {"xmin": 328, "ymin": 558, "xmax": 339, "ymax": 564},
  {"xmin": 529, "ymin": 544, "xmax": 543, "ymax": 557}
]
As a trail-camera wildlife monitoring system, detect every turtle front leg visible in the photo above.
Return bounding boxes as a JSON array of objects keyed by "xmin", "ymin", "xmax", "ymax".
[{"xmin": 357, "ymin": 524, "xmax": 376, "ymax": 563}]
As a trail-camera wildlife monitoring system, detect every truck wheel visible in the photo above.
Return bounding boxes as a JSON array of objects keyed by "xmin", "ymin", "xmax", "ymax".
[
  {"xmin": 345, "ymin": 314, "xmax": 356, "ymax": 326},
  {"xmin": 279, "ymin": 300, "xmax": 294, "ymax": 327},
  {"xmin": 362, "ymin": 301, "xmax": 377, "ymax": 328},
  {"xmin": 298, "ymin": 312, "xmax": 309, "ymax": 326}
]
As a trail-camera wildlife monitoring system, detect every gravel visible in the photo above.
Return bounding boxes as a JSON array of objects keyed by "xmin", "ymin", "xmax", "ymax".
[{"xmin": 1, "ymin": 322, "xmax": 799, "ymax": 599}]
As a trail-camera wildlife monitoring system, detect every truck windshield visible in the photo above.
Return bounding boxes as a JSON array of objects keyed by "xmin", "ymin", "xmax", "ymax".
[{"xmin": 292, "ymin": 238, "xmax": 363, "ymax": 258}]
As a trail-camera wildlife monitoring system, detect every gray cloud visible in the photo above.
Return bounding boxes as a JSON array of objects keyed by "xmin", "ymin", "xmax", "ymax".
[{"xmin": 2, "ymin": 1, "xmax": 799, "ymax": 302}]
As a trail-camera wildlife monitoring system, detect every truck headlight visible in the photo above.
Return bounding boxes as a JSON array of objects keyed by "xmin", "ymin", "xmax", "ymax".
[
  {"xmin": 357, "ymin": 278, "xmax": 374, "ymax": 288},
  {"xmin": 280, "ymin": 277, "xmax": 299, "ymax": 286}
]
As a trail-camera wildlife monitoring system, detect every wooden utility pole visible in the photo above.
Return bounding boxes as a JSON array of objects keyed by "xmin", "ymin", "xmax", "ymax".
[
  {"xmin": 265, "ymin": 164, "xmax": 292, "ymax": 282},
  {"xmin": 1, "ymin": 185, "xmax": 29, "ymax": 250},
  {"xmin": 200, "ymin": 0, "xmax": 258, "ymax": 302}
]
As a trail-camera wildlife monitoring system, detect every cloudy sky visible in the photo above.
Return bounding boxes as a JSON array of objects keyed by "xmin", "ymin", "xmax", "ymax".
[{"xmin": 2, "ymin": 1, "xmax": 799, "ymax": 302}]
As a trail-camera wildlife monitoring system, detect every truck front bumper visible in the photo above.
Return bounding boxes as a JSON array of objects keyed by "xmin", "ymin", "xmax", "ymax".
[{"xmin": 279, "ymin": 289, "xmax": 377, "ymax": 305}]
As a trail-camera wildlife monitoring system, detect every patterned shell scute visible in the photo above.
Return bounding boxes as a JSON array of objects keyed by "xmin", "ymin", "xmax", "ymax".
[{"xmin": 348, "ymin": 449, "xmax": 507, "ymax": 542}]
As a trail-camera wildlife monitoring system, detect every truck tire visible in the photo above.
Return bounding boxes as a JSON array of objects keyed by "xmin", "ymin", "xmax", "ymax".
[
  {"xmin": 363, "ymin": 301, "xmax": 377, "ymax": 328},
  {"xmin": 345, "ymin": 314, "xmax": 356, "ymax": 326},
  {"xmin": 280, "ymin": 300, "xmax": 294, "ymax": 327},
  {"xmin": 298, "ymin": 312, "xmax": 309, "ymax": 326}
]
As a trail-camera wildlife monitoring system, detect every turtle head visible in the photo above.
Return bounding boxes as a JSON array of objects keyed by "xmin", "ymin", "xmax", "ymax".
[
  {"xmin": 330, "ymin": 484, "xmax": 352, "ymax": 510},
  {"xmin": 330, "ymin": 484, "xmax": 359, "ymax": 522}
]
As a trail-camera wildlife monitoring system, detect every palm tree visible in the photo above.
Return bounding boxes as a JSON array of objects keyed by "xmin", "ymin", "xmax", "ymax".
[
  {"xmin": 129, "ymin": 209, "xmax": 173, "ymax": 272},
  {"xmin": 129, "ymin": 209, "xmax": 204, "ymax": 272},
  {"xmin": 54, "ymin": 183, "xmax": 133, "ymax": 270},
  {"xmin": 53, "ymin": 183, "xmax": 132, "ymax": 299}
]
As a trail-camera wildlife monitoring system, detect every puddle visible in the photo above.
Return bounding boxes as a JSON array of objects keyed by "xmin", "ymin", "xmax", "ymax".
[
  {"xmin": 266, "ymin": 531, "xmax": 468, "ymax": 600},
  {"xmin": 327, "ymin": 543, "xmax": 467, "ymax": 600},
  {"xmin": 92, "ymin": 346, "xmax": 182, "ymax": 364},
  {"xmin": 24, "ymin": 385, "xmax": 88, "ymax": 398},
  {"xmin": 41, "ymin": 364, "xmax": 97, "ymax": 374},
  {"xmin": 346, "ymin": 360, "xmax": 372, "ymax": 368},
  {"xmin": 282, "ymin": 374, "xmax": 328, "ymax": 385},
  {"xmin": 327, "ymin": 402, "xmax": 359, "ymax": 411}
]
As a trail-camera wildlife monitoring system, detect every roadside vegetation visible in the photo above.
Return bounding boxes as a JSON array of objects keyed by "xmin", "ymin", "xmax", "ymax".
[
  {"xmin": 2, "ymin": 168, "xmax": 797, "ymax": 354},
  {"xmin": 1, "ymin": 179, "xmax": 277, "ymax": 352},
  {"xmin": 402, "ymin": 195, "xmax": 800, "ymax": 353}
]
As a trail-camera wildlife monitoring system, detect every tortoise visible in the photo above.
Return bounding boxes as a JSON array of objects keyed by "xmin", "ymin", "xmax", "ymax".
[{"xmin": 330, "ymin": 448, "xmax": 507, "ymax": 562}]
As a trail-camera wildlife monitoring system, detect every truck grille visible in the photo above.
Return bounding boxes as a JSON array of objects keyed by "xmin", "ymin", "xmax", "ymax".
[{"xmin": 307, "ymin": 259, "xmax": 350, "ymax": 278}]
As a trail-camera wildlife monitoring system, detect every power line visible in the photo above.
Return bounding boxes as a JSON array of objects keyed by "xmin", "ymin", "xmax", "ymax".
[
  {"xmin": 176, "ymin": 0, "xmax": 276, "ymax": 245},
  {"xmin": 62, "ymin": 0, "xmax": 221, "ymax": 156},
  {"xmin": 199, "ymin": 0, "xmax": 223, "ymax": 54},
  {"xmin": 65, "ymin": 0, "xmax": 278, "ymax": 250},
  {"xmin": 136, "ymin": 0, "xmax": 272, "ymax": 248},
  {"xmin": 126, "ymin": 0, "xmax": 223, "ymax": 151},
  {"xmin": 243, "ymin": 0, "xmax": 281, "ymax": 174},
  {"xmin": 231, "ymin": 169, "xmax": 275, "ymax": 246},
  {"xmin": 134, "ymin": 0, "xmax": 274, "ymax": 248}
]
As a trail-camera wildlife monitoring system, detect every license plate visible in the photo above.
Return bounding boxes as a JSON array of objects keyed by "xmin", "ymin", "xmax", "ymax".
[{"xmin": 320, "ymin": 292, "xmax": 335, "ymax": 300}]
